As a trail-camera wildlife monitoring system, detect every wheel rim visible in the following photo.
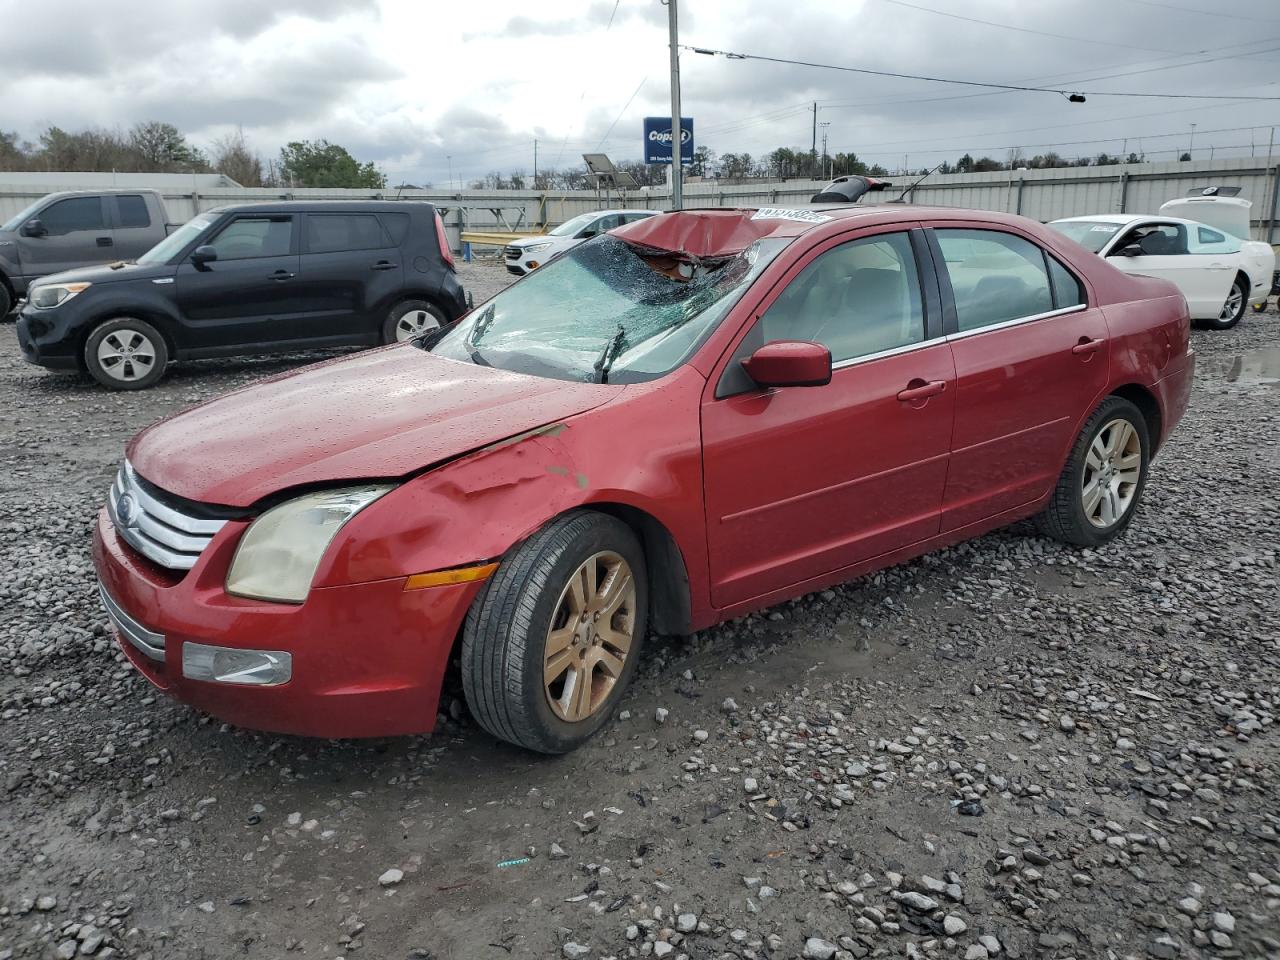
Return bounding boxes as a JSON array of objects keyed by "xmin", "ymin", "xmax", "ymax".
[
  {"xmin": 97, "ymin": 329, "xmax": 157, "ymax": 382},
  {"xmin": 394, "ymin": 309, "xmax": 439, "ymax": 341},
  {"xmin": 1081, "ymin": 418, "xmax": 1142, "ymax": 529},
  {"xmin": 543, "ymin": 551, "xmax": 636, "ymax": 723},
  {"xmin": 1221, "ymin": 285, "xmax": 1244, "ymax": 321}
]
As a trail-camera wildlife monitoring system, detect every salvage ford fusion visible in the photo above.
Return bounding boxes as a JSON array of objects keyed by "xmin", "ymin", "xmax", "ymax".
[{"xmin": 93, "ymin": 205, "xmax": 1194, "ymax": 753}]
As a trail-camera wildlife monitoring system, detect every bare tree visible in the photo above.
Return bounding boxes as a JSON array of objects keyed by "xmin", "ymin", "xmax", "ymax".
[{"xmin": 210, "ymin": 129, "xmax": 264, "ymax": 186}]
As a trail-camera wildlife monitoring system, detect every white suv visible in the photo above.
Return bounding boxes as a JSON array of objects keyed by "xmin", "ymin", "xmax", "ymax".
[{"xmin": 504, "ymin": 209, "xmax": 657, "ymax": 276}]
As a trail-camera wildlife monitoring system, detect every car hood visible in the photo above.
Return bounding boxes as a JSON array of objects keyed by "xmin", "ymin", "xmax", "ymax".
[
  {"xmin": 34, "ymin": 260, "xmax": 174, "ymax": 287},
  {"xmin": 128, "ymin": 346, "xmax": 619, "ymax": 508},
  {"xmin": 510, "ymin": 236, "xmax": 565, "ymax": 248}
]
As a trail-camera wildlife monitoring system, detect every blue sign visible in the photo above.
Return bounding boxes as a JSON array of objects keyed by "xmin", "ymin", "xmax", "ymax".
[{"xmin": 643, "ymin": 117, "xmax": 694, "ymax": 165}]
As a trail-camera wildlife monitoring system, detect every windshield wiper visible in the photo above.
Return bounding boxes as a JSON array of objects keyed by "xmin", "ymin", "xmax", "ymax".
[{"xmin": 593, "ymin": 323, "xmax": 627, "ymax": 384}]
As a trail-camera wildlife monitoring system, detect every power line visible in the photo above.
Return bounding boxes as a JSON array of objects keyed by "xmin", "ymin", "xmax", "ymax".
[
  {"xmin": 876, "ymin": 0, "xmax": 1193, "ymax": 54},
  {"xmin": 595, "ymin": 76, "xmax": 648, "ymax": 151},
  {"xmin": 1119, "ymin": 0, "xmax": 1280, "ymax": 23},
  {"xmin": 684, "ymin": 44, "xmax": 1280, "ymax": 100}
]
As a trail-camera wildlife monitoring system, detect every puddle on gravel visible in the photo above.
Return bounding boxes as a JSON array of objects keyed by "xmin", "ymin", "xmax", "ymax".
[{"xmin": 1198, "ymin": 346, "xmax": 1280, "ymax": 388}]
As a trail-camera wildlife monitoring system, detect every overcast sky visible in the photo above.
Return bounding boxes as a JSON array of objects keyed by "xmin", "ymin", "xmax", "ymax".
[{"xmin": 4, "ymin": 0, "xmax": 1279, "ymax": 185}]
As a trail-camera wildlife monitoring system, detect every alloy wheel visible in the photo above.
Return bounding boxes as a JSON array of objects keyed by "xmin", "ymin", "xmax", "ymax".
[
  {"xmin": 1220, "ymin": 285, "xmax": 1244, "ymax": 321},
  {"xmin": 97, "ymin": 330, "xmax": 158, "ymax": 383},
  {"xmin": 1081, "ymin": 418, "xmax": 1142, "ymax": 529},
  {"xmin": 394, "ymin": 309, "xmax": 440, "ymax": 341},
  {"xmin": 543, "ymin": 551, "xmax": 636, "ymax": 723}
]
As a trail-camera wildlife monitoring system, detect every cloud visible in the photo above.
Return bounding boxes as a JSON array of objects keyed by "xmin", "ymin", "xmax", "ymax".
[{"xmin": 4, "ymin": 0, "xmax": 1275, "ymax": 187}]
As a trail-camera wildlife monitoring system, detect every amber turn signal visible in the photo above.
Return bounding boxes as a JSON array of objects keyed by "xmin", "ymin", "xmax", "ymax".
[{"xmin": 403, "ymin": 562, "xmax": 499, "ymax": 590}]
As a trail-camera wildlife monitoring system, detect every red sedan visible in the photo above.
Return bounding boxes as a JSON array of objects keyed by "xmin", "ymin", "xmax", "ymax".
[{"xmin": 93, "ymin": 204, "xmax": 1194, "ymax": 753}]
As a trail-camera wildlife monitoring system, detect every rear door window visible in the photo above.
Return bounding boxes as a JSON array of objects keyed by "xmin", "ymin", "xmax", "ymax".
[
  {"xmin": 378, "ymin": 212, "xmax": 411, "ymax": 245},
  {"xmin": 116, "ymin": 195, "xmax": 151, "ymax": 229},
  {"xmin": 934, "ymin": 229, "xmax": 1054, "ymax": 332},
  {"xmin": 1047, "ymin": 256, "xmax": 1086, "ymax": 309},
  {"xmin": 208, "ymin": 216, "xmax": 294, "ymax": 260},
  {"xmin": 39, "ymin": 196, "xmax": 107, "ymax": 235},
  {"xmin": 305, "ymin": 214, "xmax": 392, "ymax": 254}
]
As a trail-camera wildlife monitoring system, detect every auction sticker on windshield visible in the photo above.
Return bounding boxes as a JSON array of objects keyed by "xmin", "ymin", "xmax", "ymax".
[{"xmin": 751, "ymin": 208, "xmax": 833, "ymax": 224}]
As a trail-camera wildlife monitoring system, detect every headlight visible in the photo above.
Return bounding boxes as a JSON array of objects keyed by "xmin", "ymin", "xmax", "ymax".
[
  {"xmin": 523, "ymin": 242, "xmax": 552, "ymax": 253},
  {"xmin": 30, "ymin": 282, "xmax": 91, "ymax": 309},
  {"xmin": 226, "ymin": 485, "xmax": 393, "ymax": 603}
]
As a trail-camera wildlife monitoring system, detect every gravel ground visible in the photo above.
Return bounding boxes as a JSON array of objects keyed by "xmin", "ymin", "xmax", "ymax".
[{"xmin": 1, "ymin": 261, "xmax": 1277, "ymax": 960}]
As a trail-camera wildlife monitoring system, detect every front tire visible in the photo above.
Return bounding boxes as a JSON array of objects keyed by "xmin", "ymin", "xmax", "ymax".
[
  {"xmin": 84, "ymin": 317, "xmax": 168, "ymax": 390},
  {"xmin": 462, "ymin": 511, "xmax": 648, "ymax": 754},
  {"xmin": 1207, "ymin": 276, "xmax": 1248, "ymax": 330},
  {"xmin": 1035, "ymin": 396, "xmax": 1150, "ymax": 547},
  {"xmin": 0, "ymin": 284, "xmax": 12, "ymax": 319},
  {"xmin": 382, "ymin": 300, "xmax": 446, "ymax": 344}
]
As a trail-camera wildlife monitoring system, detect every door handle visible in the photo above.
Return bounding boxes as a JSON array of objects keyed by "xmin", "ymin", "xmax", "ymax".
[
  {"xmin": 96, "ymin": 237, "xmax": 113, "ymax": 247},
  {"xmin": 371, "ymin": 260, "xmax": 399, "ymax": 271},
  {"xmin": 269, "ymin": 270, "xmax": 294, "ymax": 281},
  {"xmin": 896, "ymin": 379, "xmax": 947, "ymax": 402},
  {"xmin": 1071, "ymin": 337, "xmax": 1106, "ymax": 356}
]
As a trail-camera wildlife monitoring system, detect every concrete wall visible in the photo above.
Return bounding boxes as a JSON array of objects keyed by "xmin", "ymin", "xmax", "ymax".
[{"xmin": 3, "ymin": 157, "xmax": 1278, "ymax": 249}]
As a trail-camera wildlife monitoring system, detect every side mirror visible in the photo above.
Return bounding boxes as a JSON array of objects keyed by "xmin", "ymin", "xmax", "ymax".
[
  {"xmin": 20, "ymin": 218, "xmax": 46, "ymax": 238},
  {"xmin": 741, "ymin": 340, "xmax": 832, "ymax": 389},
  {"xmin": 578, "ymin": 229, "xmax": 597, "ymax": 239},
  {"xmin": 1114, "ymin": 243, "xmax": 1143, "ymax": 257},
  {"xmin": 190, "ymin": 244, "xmax": 218, "ymax": 268}
]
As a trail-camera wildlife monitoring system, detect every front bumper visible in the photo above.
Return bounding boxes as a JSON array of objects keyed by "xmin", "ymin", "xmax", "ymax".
[
  {"xmin": 16, "ymin": 304, "xmax": 80, "ymax": 369},
  {"xmin": 92, "ymin": 509, "xmax": 484, "ymax": 738}
]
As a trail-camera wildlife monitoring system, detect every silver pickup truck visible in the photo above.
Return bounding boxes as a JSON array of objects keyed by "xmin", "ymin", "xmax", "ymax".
[{"xmin": 0, "ymin": 189, "xmax": 178, "ymax": 316}]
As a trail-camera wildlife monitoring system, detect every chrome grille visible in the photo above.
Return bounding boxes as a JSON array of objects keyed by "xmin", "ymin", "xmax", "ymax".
[
  {"xmin": 106, "ymin": 462, "xmax": 226, "ymax": 571},
  {"xmin": 504, "ymin": 245, "xmax": 521, "ymax": 260}
]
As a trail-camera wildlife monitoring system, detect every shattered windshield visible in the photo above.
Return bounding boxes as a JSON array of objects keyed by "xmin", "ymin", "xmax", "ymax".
[{"xmin": 430, "ymin": 234, "xmax": 789, "ymax": 383}]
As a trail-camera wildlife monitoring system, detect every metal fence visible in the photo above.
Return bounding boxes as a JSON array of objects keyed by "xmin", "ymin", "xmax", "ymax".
[{"xmin": 3, "ymin": 157, "xmax": 1278, "ymax": 249}]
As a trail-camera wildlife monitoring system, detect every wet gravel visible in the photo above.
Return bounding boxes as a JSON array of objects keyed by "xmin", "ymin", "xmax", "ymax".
[{"xmin": 0, "ymin": 264, "xmax": 1277, "ymax": 960}]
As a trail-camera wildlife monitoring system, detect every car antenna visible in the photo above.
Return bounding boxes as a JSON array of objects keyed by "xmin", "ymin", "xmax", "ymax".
[{"xmin": 889, "ymin": 163, "xmax": 944, "ymax": 204}]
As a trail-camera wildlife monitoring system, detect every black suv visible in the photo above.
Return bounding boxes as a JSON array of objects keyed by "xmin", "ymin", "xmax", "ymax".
[{"xmin": 16, "ymin": 201, "xmax": 466, "ymax": 389}]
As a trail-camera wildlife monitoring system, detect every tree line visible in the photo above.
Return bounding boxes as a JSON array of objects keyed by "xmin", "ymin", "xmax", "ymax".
[
  {"xmin": 1, "ymin": 121, "xmax": 1164, "ymax": 193},
  {"xmin": 0, "ymin": 123, "xmax": 387, "ymax": 189}
]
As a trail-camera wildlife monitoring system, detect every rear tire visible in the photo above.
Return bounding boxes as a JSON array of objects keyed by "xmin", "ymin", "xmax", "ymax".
[
  {"xmin": 1034, "ymin": 396, "xmax": 1150, "ymax": 547},
  {"xmin": 0, "ymin": 284, "xmax": 12, "ymax": 319},
  {"xmin": 1206, "ymin": 276, "xmax": 1247, "ymax": 330},
  {"xmin": 462, "ymin": 511, "xmax": 648, "ymax": 754},
  {"xmin": 382, "ymin": 300, "xmax": 446, "ymax": 344},
  {"xmin": 84, "ymin": 317, "xmax": 168, "ymax": 390}
]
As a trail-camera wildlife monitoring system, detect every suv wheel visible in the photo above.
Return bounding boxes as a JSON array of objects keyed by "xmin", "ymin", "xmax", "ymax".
[
  {"xmin": 382, "ymin": 300, "xmax": 446, "ymax": 344},
  {"xmin": 85, "ymin": 317, "xmax": 169, "ymax": 390},
  {"xmin": 462, "ymin": 511, "xmax": 648, "ymax": 754},
  {"xmin": 0, "ymin": 284, "xmax": 11, "ymax": 319},
  {"xmin": 1035, "ymin": 396, "xmax": 1150, "ymax": 547}
]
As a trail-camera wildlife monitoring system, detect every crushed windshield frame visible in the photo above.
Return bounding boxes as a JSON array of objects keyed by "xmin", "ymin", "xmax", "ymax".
[{"xmin": 429, "ymin": 234, "xmax": 790, "ymax": 384}]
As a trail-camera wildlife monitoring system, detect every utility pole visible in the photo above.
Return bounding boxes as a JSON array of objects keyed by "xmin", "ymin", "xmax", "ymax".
[
  {"xmin": 447, "ymin": 155, "xmax": 454, "ymax": 192},
  {"xmin": 1189, "ymin": 123, "xmax": 1197, "ymax": 160},
  {"xmin": 533, "ymin": 139, "xmax": 538, "ymax": 188},
  {"xmin": 666, "ymin": 0, "xmax": 683, "ymax": 210},
  {"xmin": 811, "ymin": 102, "xmax": 818, "ymax": 176},
  {"xmin": 820, "ymin": 122, "xmax": 830, "ymax": 180}
]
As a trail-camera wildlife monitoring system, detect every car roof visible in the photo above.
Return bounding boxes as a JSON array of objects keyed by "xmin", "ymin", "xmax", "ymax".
[
  {"xmin": 1051, "ymin": 214, "xmax": 1144, "ymax": 225},
  {"xmin": 200, "ymin": 200, "xmax": 438, "ymax": 216},
  {"xmin": 612, "ymin": 203, "xmax": 1057, "ymax": 259},
  {"xmin": 1051, "ymin": 213, "xmax": 1210, "ymax": 228}
]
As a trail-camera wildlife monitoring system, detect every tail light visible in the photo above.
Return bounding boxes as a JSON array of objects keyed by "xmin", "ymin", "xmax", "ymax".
[{"xmin": 434, "ymin": 212, "xmax": 455, "ymax": 270}]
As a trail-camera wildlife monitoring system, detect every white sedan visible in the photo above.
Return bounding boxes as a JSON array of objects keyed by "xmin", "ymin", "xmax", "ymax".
[
  {"xmin": 1049, "ymin": 198, "xmax": 1274, "ymax": 330},
  {"xmin": 503, "ymin": 209, "xmax": 658, "ymax": 276}
]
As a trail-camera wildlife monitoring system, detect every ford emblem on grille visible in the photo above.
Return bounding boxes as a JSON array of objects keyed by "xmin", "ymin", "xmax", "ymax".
[{"xmin": 116, "ymin": 491, "xmax": 137, "ymax": 527}]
